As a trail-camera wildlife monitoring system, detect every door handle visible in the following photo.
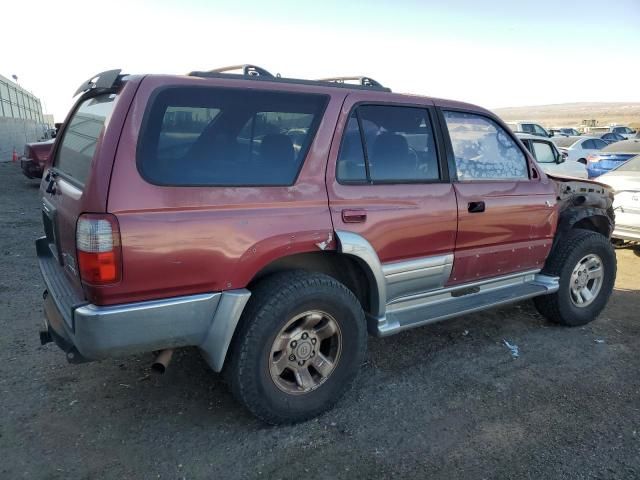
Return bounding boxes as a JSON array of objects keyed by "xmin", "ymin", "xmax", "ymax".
[
  {"xmin": 468, "ymin": 201, "xmax": 485, "ymax": 213},
  {"xmin": 342, "ymin": 209, "xmax": 367, "ymax": 223}
]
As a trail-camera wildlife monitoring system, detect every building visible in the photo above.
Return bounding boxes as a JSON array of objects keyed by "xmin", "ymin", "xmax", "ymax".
[{"xmin": 0, "ymin": 73, "xmax": 47, "ymax": 162}]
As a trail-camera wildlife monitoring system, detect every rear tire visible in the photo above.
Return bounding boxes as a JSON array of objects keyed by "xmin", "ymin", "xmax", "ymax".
[
  {"xmin": 226, "ymin": 271, "xmax": 367, "ymax": 424},
  {"xmin": 534, "ymin": 229, "xmax": 616, "ymax": 326}
]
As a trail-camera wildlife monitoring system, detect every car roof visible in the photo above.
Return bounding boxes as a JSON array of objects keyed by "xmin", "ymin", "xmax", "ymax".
[
  {"xmin": 145, "ymin": 73, "xmax": 494, "ymax": 115},
  {"xmin": 552, "ymin": 135, "xmax": 597, "ymax": 147},
  {"xmin": 601, "ymin": 139, "xmax": 640, "ymax": 153},
  {"xmin": 515, "ymin": 132, "xmax": 550, "ymax": 141}
]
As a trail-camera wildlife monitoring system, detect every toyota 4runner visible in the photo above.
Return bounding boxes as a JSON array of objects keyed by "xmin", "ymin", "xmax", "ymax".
[{"xmin": 37, "ymin": 66, "xmax": 616, "ymax": 424}]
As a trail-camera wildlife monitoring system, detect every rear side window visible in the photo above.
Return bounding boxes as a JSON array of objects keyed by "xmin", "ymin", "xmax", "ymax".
[
  {"xmin": 592, "ymin": 139, "xmax": 608, "ymax": 149},
  {"xmin": 444, "ymin": 111, "xmax": 528, "ymax": 181},
  {"xmin": 336, "ymin": 105, "xmax": 440, "ymax": 183},
  {"xmin": 55, "ymin": 94, "xmax": 116, "ymax": 185},
  {"xmin": 138, "ymin": 87, "xmax": 328, "ymax": 186}
]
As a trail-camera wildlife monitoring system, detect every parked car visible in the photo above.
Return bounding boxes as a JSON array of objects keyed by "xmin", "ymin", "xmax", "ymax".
[
  {"xmin": 610, "ymin": 125, "xmax": 636, "ymax": 140},
  {"xmin": 551, "ymin": 136, "xmax": 608, "ymax": 164},
  {"xmin": 37, "ymin": 67, "xmax": 616, "ymax": 424},
  {"xmin": 583, "ymin": 125, "xmax": 637, "ymax": 140},
  {"xmin": 597, "ymin": 132, "xmax": 627, "ymax": 144},
  {"xmin": 506, "ymin": 120, "xmax": 551, "ymax": 137},
  {"xmin": 516, "ymin": 133, "xmax": 587, "ymax": 178},
  {"xmin": 586, "ymin": 138, "xmax": 640, "ymax": 178},
  {"xmin": 20, "ymin": 138, "xmax": 55, "ymax": 179},
  {"xmin": 550, "ymin": 127, "xmax": 581, "ymax": 137},
  {"xmin": 598, "ymin": 155, "xmax": 640, "ymax": 242}
]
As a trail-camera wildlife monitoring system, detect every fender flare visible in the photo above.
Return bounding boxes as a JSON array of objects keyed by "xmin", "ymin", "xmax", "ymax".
[{"xmin": 335, "ymin": 230, "xmax": 386, "ymax": 318}]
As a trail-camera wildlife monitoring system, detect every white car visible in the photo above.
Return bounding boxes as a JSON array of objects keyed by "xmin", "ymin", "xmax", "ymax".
[
  {"xmin": 598, "ymin": 154, "xmax": 640, "ymax": 242},
  {"xmin": 516, "ymin": 133, "xmax": 588, "ymax": 178},
  {"xmin": 506, "ymin": 120, "xmax": 551, "ymax": 138},
  {"xmin": 551, "ymin": 136, "xmax": 608, "ymax": 164}
]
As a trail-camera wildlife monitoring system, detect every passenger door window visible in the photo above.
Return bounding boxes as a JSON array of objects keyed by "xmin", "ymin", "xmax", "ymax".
[
  {"xmin": 443, "ymin": 111, "xmax": 529, "ymax": 181},
  {"xmin": 581, "ymin": 139, "xmax": 595, "ymax": 149},
  {"xmin": 336, "ymin": 105, "xmax": 440, "ymax": 183}
]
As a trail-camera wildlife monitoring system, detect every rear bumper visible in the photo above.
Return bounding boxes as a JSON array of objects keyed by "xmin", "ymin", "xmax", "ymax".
[
  {"xmin": 36, "ymin": 237, "xmax": 250, "ymax": 371},
  {"xmin": 20, "ymin": 158, "xmax": 44, "ymax": 179}
]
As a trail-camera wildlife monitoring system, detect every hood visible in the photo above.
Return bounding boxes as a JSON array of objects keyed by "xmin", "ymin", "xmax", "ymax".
[
  {"xmin": 598, "ymin": 171, "xmax": 640, "ymax": 193},
  {"xmin": 26, "ymin": 138, "xmax": 55, "ymax": 148}
]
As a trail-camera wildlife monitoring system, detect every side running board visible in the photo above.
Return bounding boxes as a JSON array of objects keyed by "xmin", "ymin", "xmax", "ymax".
[{"xmin": 370, "ymin": 271, "xmax": 559, "ymax": 336}]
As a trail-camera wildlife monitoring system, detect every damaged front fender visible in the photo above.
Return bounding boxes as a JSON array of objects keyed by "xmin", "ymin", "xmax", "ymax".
[{"xmin": 549, "ymin": 175, "xmax": 615, "ymax": 242}]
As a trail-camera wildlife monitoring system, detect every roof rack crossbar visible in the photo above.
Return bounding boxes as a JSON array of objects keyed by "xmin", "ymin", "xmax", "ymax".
[
  {"xmin": 203, "ymin": 64, "xmax": 274, "ymax": 78},
  {"xmin": 188, "ymin": 68, "xmax": 391, "ymax": 92},
  {"xmin": 317, "ymin": 76, "xmax": 384, "ymax": 88}
]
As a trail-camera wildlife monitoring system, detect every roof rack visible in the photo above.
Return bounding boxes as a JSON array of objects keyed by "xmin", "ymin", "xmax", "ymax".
[
  {"xmin": 316, "ymin": 76, "xmax": 384, "ymax": 88},
  {"xmin": 204, "ymin": 64, "xmax": 275, "ymax": 78},
  {"xmin": 188, "ymin": 65, "xmax": 391, "ymax": 92}
]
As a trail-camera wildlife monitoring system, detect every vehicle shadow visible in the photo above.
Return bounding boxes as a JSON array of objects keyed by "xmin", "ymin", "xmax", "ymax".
[{"xmin": 83, "ymin": 300, "xmax": 550, "ymax": 432}]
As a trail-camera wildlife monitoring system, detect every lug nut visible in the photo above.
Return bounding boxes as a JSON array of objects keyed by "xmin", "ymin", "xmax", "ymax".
[
  {"xmin": 302, "ymin": 332, "xmax": 308, "ymax": 340},
  {"xmin": 290, "ymin": 340, "xmax": 297, "ymax": 348},
  {"xmin": 298, "ymin": 360, "xmax": 305, "ymax": 366},
  {"xmin": 289, "ymin": 354, "xmax": 296, "ymax": 361},
  {"xmin": 311, "ymin": 351, "xmax": 315, "ymax": 357},
  {"xmin": 311, "ymin": 338, "xmax": 317, "ymax": 345}
]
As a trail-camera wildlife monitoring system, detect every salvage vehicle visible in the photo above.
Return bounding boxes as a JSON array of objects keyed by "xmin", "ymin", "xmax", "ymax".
[
  {"xmin": 550, "ymin": 127, "xmax": 581, "ymax": 137},
  {"xmin": 552, "ymin": 135, "xmax": 608, "ymax": 165},
  {"xmin": 506, "ymin": 120, "xmax": 551, "ymax": 137},
  {"xmin": 21, "ymin": 138, "xmax": 54, "ymax": 179},
  {"xmin": 584, "ymin": 125, "xmax": 636, "ymax": 140},
  {"xmin": 599, "ymin": 155, "xmax": 640, "ymax": 243},
  {"xmin": 596, "ymin": 132, "xmax": 627, "ymax": 145},
  {"xmin": 585, "ymin": 139, "xmax": 640, "ymax": 178},
  {"xmin": 37, "ymin": 67, "xmax": 616, "ymax": 424},
  {"xmin": 516, "ymin": 132, "xmax": 587, "ymax": 178}
]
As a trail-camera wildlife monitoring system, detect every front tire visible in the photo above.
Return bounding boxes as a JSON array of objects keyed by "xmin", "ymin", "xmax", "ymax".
[
  {"xmin": 226, "ymin": 271, "xmax": 367, "ymax": 424},
  {"xmin": 534, "ymin": 229, "xmax": 616, "ymax": 326}
]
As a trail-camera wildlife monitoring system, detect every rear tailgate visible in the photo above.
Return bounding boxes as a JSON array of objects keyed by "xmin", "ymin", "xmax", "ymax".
[{"xmin": 39, "ymin": 74, "xmax": 141, "ymax": 306}]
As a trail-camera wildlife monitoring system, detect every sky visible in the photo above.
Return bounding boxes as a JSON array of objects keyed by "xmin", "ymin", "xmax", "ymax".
[{"xmin": 3, "ymin": 0, "xmax": 639, "ymax": 121}]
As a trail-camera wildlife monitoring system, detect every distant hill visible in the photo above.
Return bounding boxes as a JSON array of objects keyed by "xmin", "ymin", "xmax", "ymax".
[{"xmin": 493, "ymin": 102, "xmax": 640, "ymax": 129}]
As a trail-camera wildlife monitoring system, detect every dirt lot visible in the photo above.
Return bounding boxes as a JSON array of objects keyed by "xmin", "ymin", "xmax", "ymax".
[{"xmin": 1, "ymin": 162, "xmax": 639, "ymax": 479}]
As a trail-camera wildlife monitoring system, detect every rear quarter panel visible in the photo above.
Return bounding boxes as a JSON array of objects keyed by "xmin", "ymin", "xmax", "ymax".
[{"xmin": 102, "ymin": 76, "xmax": 343, "ymax": 306}]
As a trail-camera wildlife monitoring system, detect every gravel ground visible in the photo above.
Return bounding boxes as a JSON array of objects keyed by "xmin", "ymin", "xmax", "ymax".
[{"xmin": 1, "ymin": 161, "xmax": 639, "ymax": 479}]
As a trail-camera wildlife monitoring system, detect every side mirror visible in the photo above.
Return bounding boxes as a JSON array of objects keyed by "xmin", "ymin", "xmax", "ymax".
[{"xmin": 557, "ymin": 151, "xmax": 567, "ymax": 164}]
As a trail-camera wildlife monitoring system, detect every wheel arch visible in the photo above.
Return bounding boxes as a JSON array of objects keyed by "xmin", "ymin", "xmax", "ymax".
[
  {"xmin": 548, "ymin": 207, "xmax": 614, "ymax": 267},
  {"xmin": 247, "ymin": 240, "xmax": 385, "ymax": 319}
]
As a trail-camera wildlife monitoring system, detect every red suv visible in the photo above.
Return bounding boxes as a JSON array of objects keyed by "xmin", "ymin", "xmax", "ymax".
[{"xmin": 38, "ymin": 66, "xmax": 616, "ymax": 424}]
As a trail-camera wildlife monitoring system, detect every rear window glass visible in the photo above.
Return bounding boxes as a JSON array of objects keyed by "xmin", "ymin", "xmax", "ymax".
[
  {"xmin": 55, "ymin": 94, "xmax": 116, "ymax": 185},
  {"xmin": 138, "ymin": 87, "xmax": 328, "ymax": 186}
]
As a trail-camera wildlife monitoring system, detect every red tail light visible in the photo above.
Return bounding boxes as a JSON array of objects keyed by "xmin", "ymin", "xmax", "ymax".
[
  {"xmin": 587, "ymin": 154, "xmax": 600, "ymax": 163},
  {"xmin": 76, "ymin": 214, "xmax": 122, "ymax": 285}
]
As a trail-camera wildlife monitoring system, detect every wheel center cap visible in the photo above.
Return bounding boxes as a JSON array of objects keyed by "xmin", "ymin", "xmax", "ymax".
[{"xmin": 296, "ymin": 341, "xmax": 312, "ymax": 359}]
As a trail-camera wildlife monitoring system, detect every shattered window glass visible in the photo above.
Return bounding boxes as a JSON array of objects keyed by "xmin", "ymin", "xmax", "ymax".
[{"xmin": 444, "ymin": 111, "xmax": 528, "ymax": 181}]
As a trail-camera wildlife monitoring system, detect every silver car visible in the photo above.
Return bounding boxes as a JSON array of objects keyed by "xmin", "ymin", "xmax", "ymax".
[{"xmin": 599, "ymin": 155, "xmax": 640, "ymax": 242}]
